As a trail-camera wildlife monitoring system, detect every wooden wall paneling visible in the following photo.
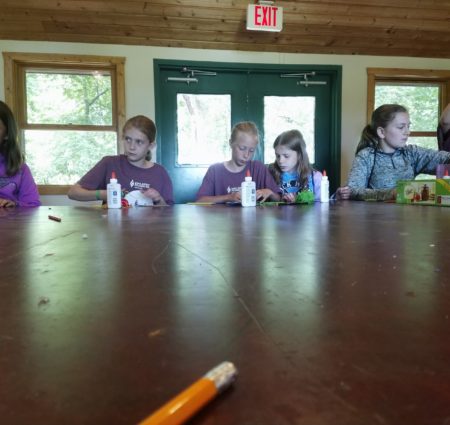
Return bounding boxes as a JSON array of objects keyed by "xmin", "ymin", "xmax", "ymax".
[{"xmin": 0, "ymin": 1, "xmax": 449, "ymax": 58}]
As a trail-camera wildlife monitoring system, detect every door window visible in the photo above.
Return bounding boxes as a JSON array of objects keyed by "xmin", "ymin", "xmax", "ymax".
[
  {"xmin": 263, "ymin": 96, "xmax": 316, "ymax": 164},
  {"xmin": 177, "ymin": 93, "xmax": 231, "ymax": 165}
]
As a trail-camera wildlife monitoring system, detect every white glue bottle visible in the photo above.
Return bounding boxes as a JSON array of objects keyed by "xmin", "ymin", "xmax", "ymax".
[
  {"xmin": 107, "ymin": 171, "xmax": 122, "ymax": 209},
  {"xmin": 241, "ymin": 169, "xmax": 256, "ymax": 207},
  {"xmin": 320, "ymin": 170, "xmax": 329, "ymax": 203}
]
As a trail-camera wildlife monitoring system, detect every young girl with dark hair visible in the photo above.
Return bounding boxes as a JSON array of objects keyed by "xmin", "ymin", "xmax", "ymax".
[
  {"xmin": 68, "ymin": 115, "xmax": 173, "ymax": 205},
  {"xmin": 0, "ymin": 100, "xmax": 40, "ymax": 207},
  {"xmin": 338, "ymin": 104, "xmax": 450, "ymax": 201},
  {"xmin": 268, "ymin": 129, "xmax": 322, "ymax": 202}
]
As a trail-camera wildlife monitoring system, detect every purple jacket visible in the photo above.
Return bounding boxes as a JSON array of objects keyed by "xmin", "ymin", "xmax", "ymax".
[{"xmin": 0, "ymin": 154, "xmax": 40, "ymax": 207}]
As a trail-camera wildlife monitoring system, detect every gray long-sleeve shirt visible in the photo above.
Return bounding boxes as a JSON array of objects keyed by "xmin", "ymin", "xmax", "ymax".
[{"xmin": 347, "ymin": 145, "xmax": 450, "ymax": 201}]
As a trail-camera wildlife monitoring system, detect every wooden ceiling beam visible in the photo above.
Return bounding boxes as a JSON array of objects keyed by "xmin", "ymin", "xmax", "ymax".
[
  {"xmin": 1, "ymin": 15, "xmax": 449, "ymax": 46},
  {"xmin": 2, "ymin": 2, "xmax": 450, "ymax": 21},
  {"xmin": 2, "ymin": 6, "xmax": 450, "ymax": 33},
  {"xmin": 1, "ymin": 25, "xmax": 448, "ymax": 58},
  {"xmin": 24, "ymin": 20, "xmax": 445, "ymax": 51},
  {"xmin": 0, "ymin": 28, "xmax": 447, "ymax": 58}
]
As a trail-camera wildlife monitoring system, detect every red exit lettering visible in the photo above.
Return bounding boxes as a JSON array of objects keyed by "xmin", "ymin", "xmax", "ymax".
[{"xmin": 254, "ymin": 5, "xmax": 278, "ymax": 27}]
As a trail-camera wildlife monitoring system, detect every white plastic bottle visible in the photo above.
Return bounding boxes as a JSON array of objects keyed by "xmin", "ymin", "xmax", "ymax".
[
  {"xmin": 241, "ymin": 170, "xmax": 256, "ymax": 207},
  {"xmin": 320, "ymin": 170, "xmax": 329, "ymax": 203},
  {"xmin": 107, "ymin": 171, "xmax": 122, "ymax": 209}
]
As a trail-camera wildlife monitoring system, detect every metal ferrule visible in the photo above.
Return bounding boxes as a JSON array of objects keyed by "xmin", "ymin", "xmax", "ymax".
[{"xmin": 204, "ymin": 361, "xmax": 238, "ymax": 392}]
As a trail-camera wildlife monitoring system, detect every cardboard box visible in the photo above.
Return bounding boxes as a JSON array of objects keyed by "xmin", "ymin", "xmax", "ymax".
[{"xmin": 396, "ymin": 178, "xmax": 450, "ymax": 206}]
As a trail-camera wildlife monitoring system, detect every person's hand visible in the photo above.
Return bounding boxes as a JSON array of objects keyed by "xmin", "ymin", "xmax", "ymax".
[
  {"xmin": 282, "ymin": 193, "xmax": 296, "ymax": 203},
  {"xmin": 256, "ymin": 189, "xmax": 273, "ymax": 202},
  {"xmin": 228, "ymin": 191, "xmax": 241, "ymax": 202},
  {"xmin": 141, "ymin": 188, "xmax": 163, "ymax": 204},
  {"xmin": 336, "ymin": 186, "xmax": 351, "ymax": 200},
  {"xmin": 0, "ymin": 198, "xmax": 16, "ymax": 208}
]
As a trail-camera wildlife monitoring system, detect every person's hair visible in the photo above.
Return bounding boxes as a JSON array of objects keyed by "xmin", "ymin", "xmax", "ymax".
[
  {"xmin": 123, "ymin": 115, "xmax": 157, "ymax": 160},
  {"xmin": 271, "ymin": 129, "xmax": 313, "ymax": 190},
  {"xmin": 0, "ymin": 100, "xmax": 24, "ymax": 176},
  {"xmin": 356, "ymin": 104, "xmax": 408, "ymax": 154},
  {"xmin": 230, "ymin": 121, "xmax": 259, "ymax": 144}
]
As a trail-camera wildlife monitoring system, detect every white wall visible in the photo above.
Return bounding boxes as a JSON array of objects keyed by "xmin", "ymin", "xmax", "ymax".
[{"xmin": 1, "ymin": 39, "xmax": 450, "ymax": 204}]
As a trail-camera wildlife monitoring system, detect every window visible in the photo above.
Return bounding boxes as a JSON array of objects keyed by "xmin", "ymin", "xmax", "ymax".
[
  {"xmin": 3, "ymin": 52, "xmax": 125, "ymax": 194},
  {"xmin": 177, "ymin": 94, "xmax": 231, "ymax": 165},
  {"xmin": 367, "ymin": 68, "xmax": 450, "ymax": 150},
  {"xmin": 176, "ymin": 93, "xmax": 318, "ymax": 166},
  {"xmin": 263, "ymin": 96, "xmax": 316, "ymax": 163}
]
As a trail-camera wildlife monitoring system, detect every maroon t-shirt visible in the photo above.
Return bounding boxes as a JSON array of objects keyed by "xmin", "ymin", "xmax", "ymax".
[
  {"xmin": 196, "ymin": 160, "xmax": 280, "ymax": 200},
  {"xmin": 79, "ymin": 155, "xmax": 174, "ymax": 204}
]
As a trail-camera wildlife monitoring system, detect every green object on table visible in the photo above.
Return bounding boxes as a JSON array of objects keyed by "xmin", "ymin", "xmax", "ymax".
[
  {"xmin": 295, "ymin": 190, "xmax": 315, "ymax": 204},
  {"xmin": 260, "ymin": 190, "xmax": 315, "ymax": 206}
]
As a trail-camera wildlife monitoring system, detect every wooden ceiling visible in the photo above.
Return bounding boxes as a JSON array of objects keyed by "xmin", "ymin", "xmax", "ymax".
[{"xmin": 1, "ymin": 0, "xmax": 450, "ymax": 59}]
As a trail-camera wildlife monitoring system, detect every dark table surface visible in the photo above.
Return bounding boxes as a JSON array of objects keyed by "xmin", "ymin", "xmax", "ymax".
[{"xmin": 1, "ymin": 202, "xmax": 450, "ymax": 425}]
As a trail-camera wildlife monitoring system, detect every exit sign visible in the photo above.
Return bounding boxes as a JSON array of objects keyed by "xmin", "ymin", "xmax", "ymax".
[{"xmin": 246, "ymin": 3, "xmax": 283, "ymax": 32}]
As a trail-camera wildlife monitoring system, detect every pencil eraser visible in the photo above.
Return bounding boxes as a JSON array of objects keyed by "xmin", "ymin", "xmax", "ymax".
[{"xmin": 204, "ymin": 361, "xmax": 238, "ymax": 392}]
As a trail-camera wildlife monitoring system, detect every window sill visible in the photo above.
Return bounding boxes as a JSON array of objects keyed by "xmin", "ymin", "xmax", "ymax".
[{"xmin": 38, "ymin": 185, "xmax": 72, "ymax": 196}]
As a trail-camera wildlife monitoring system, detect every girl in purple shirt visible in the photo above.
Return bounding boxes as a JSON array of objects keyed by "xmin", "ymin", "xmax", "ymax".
[
  {"xmin": 196, "ymin": 121, "xmax": 280, "ymax": 203},
  {"xmin": 0, "ymin": 101, "xmax": 40, "ymax": 207},
  {"xmin": 68, "ymin": 116, "xmax": 173, "ymax": 205}
]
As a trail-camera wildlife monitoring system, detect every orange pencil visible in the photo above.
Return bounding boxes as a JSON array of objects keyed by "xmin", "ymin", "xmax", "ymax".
[{"xmin": 138, "ymin": 361, "xmax": 237, "ymax": 425}]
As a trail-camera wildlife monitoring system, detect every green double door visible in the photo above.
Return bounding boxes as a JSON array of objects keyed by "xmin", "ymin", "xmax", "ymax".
[{"xmin": 155, "ymin": 61, "xmax": 341, "ymax": 203}]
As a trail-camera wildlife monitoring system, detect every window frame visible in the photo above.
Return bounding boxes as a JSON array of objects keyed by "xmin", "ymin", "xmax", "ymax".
[
  {"xmin": 367, "ymin": 68, "xmax": 450, "ymax": 139},
  {"xmin": 3, "ymin": 52, "xmax": 126, "ymax": 195}
]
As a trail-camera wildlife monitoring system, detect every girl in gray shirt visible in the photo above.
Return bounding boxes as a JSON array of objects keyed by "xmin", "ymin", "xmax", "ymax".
[{"xmin": 338, "ymin": 104, "xmax": 450, "ymax": 201}]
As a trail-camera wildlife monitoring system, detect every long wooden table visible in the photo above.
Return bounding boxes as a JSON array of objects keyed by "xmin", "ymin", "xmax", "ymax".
[{"xmin": 1, "ymin": 202, "xmax": 450, "ymax": 425}]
